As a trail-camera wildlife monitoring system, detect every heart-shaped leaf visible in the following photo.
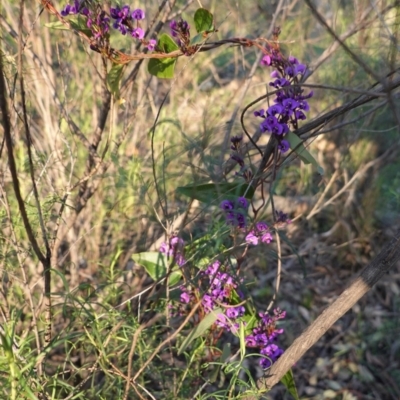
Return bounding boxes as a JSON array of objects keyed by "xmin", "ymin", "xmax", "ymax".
[
  {"xmin": 194, "ymin": 8, "xmax": 214, "ymax": 34},
  {"xmin": 148, "ymin": 33, "xmax": 179, "ymax": 78},
  {"xmin": 132, "ymin": 252, "xmax": 181, "ymax": 286}
]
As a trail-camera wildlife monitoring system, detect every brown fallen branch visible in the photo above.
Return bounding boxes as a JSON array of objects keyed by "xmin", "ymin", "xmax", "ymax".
[{"xmin": 245, "ymin": 227, "xmax": 400, "ymax": 398}]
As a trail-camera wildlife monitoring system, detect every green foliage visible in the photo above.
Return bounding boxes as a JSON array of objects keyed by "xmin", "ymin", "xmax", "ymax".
[
  {"xmin": 286, "ymin": 132, "xmax": 324, "ymax": 175},
  {"xmin": 45, "ymin": 17, "xmax": 92, "ymax": 36},
  {"xmin": 281, "ymin": 369, "xmax": 299, "ymax": 400},
  {"xmin": 132, "ymin": 252, "xmax": 182, "ymax": 285},
  {"xmin": 193, "ymin": 8, "xmax": 214, "ymax": 34},
  {"xmin": 106, "ymin": 63, "xmax": 124, "ymax": 98},
  {"xmin": 178, "ymin": 308, "xmax": 223, "ymax": 354},
  {"xmin": 148, "ymin": 33, "xmax": 179, "ymax": 78}
]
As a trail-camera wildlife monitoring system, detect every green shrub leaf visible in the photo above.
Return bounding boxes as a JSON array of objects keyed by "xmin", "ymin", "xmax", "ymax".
[
  {"xmin": 194, "ymin": 8, "xmax": 214, "ymax": 33},
  {"xmin": 106, "ymin": 64, "xmax": 124, "ymax": 98},
  {"xmin": 147, "ymin": 33, "xmax": 179, "ymax": 78},
  {"xmin": 281, "ymin": 369, "xmax": 299, "ymax": 400},
  {"xmin": 286, "ymin": 132, "xmax": 324, "ymax": 175},
  {"xmin": 148, "ymin": 58, "xmax": 177, "ymax": 79},
  {"xmin": 178, "ymin": 308, "xmax": 223, "ymax": 354},
  {"xmin": 45, "ymin": 17, "xmax": 92, "ymax": 36},
  {"xmin": 132, "ymin": 252, "xmax": 181, "ymax": 285}
]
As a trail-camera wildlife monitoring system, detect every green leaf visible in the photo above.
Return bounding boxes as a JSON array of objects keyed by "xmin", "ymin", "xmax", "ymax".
[
  {"xmin": 147, "ymin": 34, "xmax": 179, "ymax": 79},
  {"xmin": 178, "ymin": 308, "xmax": 223, "ymax": 354},
  {"xmin": 242, "ymin": 313, "xmax": 257, "ymax": 335},
  {"xmin": 156, "ymin": 33, "xmax": 180, "ymax": 53},
  {"xmin": 45, "ymin": 21, "xmax": 69, "ymax": 30},
  {"xmin": 148, "ymin": 58, "xmax": 177, "ymax": 79},
  {"xmin": 286, "ymin": 132, "xmax": 324, "ymax": 175},
  {"xmin": 45, "ymin": 17, "xmax": 92, "ymax": 36},
  {"xmin": 132, "ymin": 252, "xmax": 181, "ymax": 285},
  {"xmin": 176, "ymin": 182, "xmax": 255, "ymax": 204},
  {"xmin": 281, "ymin": 369, "xmax": 299, "ymax": 400},
  {"xmin": 210, "ymin": 342, "xmax": 231, "ymax": 383},
  {"xmin": 107, "ymin": 64, "xmax": 124, "ymax": 98},
  {"xmin": 194, "ymin": 8, "xmax": 214, "ymax": 34}
]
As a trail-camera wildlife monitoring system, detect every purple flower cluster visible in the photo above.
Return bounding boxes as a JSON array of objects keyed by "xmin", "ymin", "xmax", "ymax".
[
  {"xmin": 201, "ymin": 261, "xmax": 245, "ymax": 330},
  {"xmin": 87, "ymin": 10, "xmax": 110, "ymax": 40},
  {"xmin": 170, "ymin": 19, "xmax": 190, "ymax": 38},
  {"xmin": 60, "ymin": 2, "xmax": 157, "ymax": 51},
  {"xmin": 110, "ymin": 5, "xmax": 145, "ymax": 39},
  {"xmin": 177, "ymin": 261, "xmax": 245, "ymax": 331},
  {"xmin": 176, "ymin": 260, "xmax": 286, "ymax": 367},
  {"xmin": 245, "ymin": 308, "xmax": 286, "ymax": 368},
  {"xmin": 220, "ymin": 197, "xmax": 248, "ymax": 229},
  {"xmin": 169, "ymin": 19, "xmax": 191, "ymax": 48},
  {"xmin": 245, "ymin": 221, "xmax": 273, "ymax": 245},
  {"xmin": 159, "ymin": 235, "xmax": 186, "ymax": 266},
  {"xmin": 61, "ymin": 0, "xmax": 88, "ymax": 16},
  {"xmin": 256, "ymin": 52, "xmax": 313, "ymax": 153}
]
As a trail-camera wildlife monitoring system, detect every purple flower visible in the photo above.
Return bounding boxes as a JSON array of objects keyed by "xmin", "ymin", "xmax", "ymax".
[
  {"xmin": 267, "ymin": 104, "xmax": 283, "ymax": 116},
  {"xmin": 170, "ymin": 19, "xmax": 190, "ymax": 38},
  {"xmin": 110, "ymin": 5, "xmax": 132, "ymax": 35},
  {"xmin": 205, "ymin": 260, "xmax": 221, "ymax": 275},
  {"xmin": 226, "ymin": 307, "xmax": 240, "ymax": 319},
  {"xmin": 270, "ymin": 70, "xmax": 280, "ymax": 78},
  {"xmin": 236, "ymin": 197, "xmax": 248, "ymax": 209},
  {"xmin": 254, "ymin": 109, "xmax": 265, "ymax": 117},
  {"xmin": 180, "ymin": 292, "xmax": 190, "ymax": 304},
  {"xmin": 61, "ymin": 0, "xmax": 81, "ymax": 16},
  {"xmin": 246, "ymin": 221, "xmax": 273, "ymax": 246},
  {"xmin": 284, "ymin": 66, "xmax": 295, "ymax": 77},
  {"xmin": 294, "ymin": 63, "xmax": 306, "ymax": 75},
  {"xmin": 261, "ymin": 55, "xmax": 271, "ymax": 65},
  {"xmin": 270, "ymin": 123, "xmax": 284, "ymax": 136},
  {"xmin": 61, "ymin": 4, "xmax": 72, "ymax": 16},
  {"xmin": 282, "ymin": 98, "xmax": 299, "ymax": 111},
  {"xmin": 256, "ymin": 221, "xmax": 268, "ymax": 231},
  {"xmin": 245, "ymin": 231, "xmax": 259, "ymax": 245},
  {"xmin": 147, "ymin": 39, "xmax": 157, "ymax": 51},
  {"xmin": 245, "ymin": 335, "xmax": 257, "ymax": 347},
  {"xmin": 278, "ymin": 139, "xmax": 290, "ymax": 153},
  {"xmin": 215, "ymin": 313, "xmax": 228, "ymax": 328},
  {"xmin": 132, "ymin": 27, "xmax": 145, "ymax": 39},
  {"xmin": 132, "ymin": 8, "xmax": 145, "ymax": 20},
  {"xmin": 295, "ymin": 110, "xmax": 306, "ymax": 120},
  {"xmin": 230, "ymin": 135, "xmax": 243, "ymax": 146},
  {"xmin": 275, "ymin": 210, "xmax": 291, "ymax": 224},
  {"xmin": 298, "ymin": 100, "xmax": 310, "ymax": 111},
  {"xmin": 220, "ymin": 200, "xmax": 234, "ymax": 211},
  {"xmin": 260, "ymin": 343, "xmax": 284, "ymax": 360},
  {"xmin": 202, "ymin": 294, "xmax": 214, "ymax": 312},
  {"xmin": 261, "ymin": 232, "xmax": 273, "ymax": 244},
  {"xmin": 235, "ymin": 212, "xmax": 247, "ymax": 229},
  {"xmin": 159, "ymin": 235, "xmax": 186, "ymax": 266}
]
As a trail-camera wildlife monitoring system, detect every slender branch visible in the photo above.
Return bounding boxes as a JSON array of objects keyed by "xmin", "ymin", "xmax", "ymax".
[{"xmin": 0, "ymin": 19, "xmax": 46, "ymax": 268}]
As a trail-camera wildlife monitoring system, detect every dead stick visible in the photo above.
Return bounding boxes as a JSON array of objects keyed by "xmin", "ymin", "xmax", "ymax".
[{"xmin": 247, "ymin": 227, "xmax": 400, "ymax": 397}]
